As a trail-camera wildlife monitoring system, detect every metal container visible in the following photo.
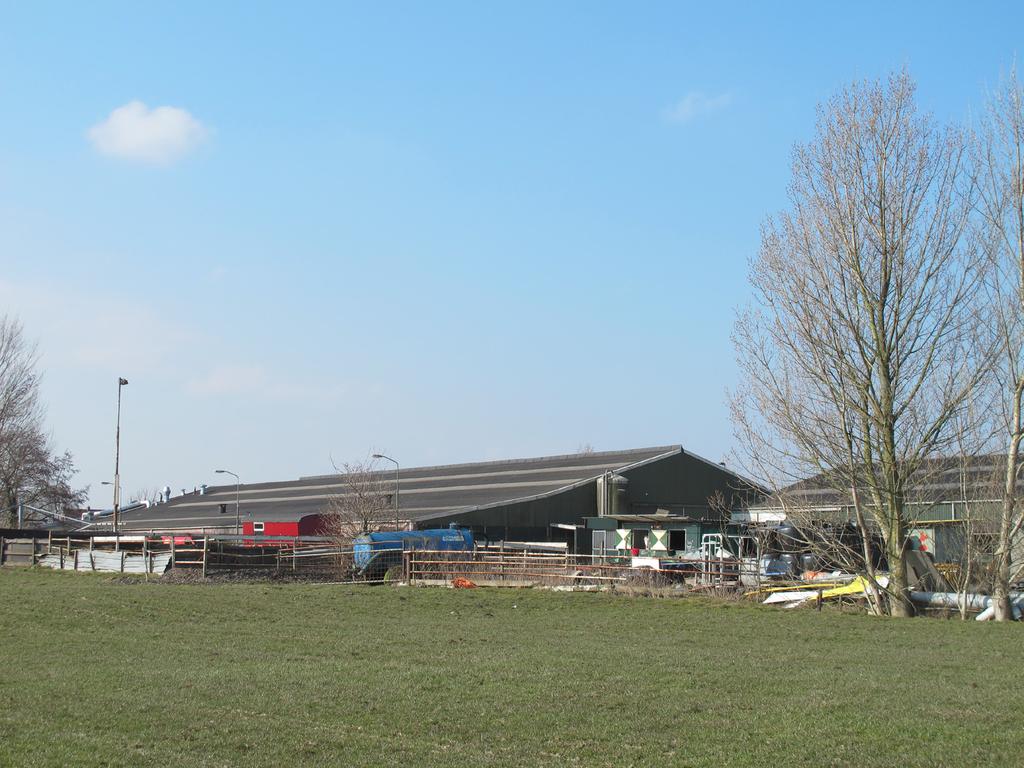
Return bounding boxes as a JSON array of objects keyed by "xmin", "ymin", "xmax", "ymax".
[
  {"xmin": 353, "ymin": 528, "xmax": 475, "ymax": 573},
  {"xmin": 778, "ymin": 553, "xmax": 801, "ymax": 577},
  {"xmin": 596, "ymin": 472, "xmax": 630, "ymax": 517},
  {"xmin": 775, "ymin": 524, "xmax": 806, "ymax": 553}
]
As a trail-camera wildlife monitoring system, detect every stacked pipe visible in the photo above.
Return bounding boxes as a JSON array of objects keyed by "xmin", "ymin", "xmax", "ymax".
[{"xmin": 909, "ymin": 591, "xmax": 1024, "ymax": 621}]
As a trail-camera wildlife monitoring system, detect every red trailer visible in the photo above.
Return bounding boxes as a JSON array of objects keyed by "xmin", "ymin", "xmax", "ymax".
[{"xmin": 242, "ymin": 514, "xmax": 327, "ymax": 544}]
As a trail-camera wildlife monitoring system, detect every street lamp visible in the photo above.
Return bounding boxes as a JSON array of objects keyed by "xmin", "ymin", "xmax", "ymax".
[
  {"xmin": 372, "ymin": 454, "xmax": 400, "ymax": 530},
  {"xmin": 112, "ymin": 377, "xmax": 128, "ymax": 532},
  {"xmin": 215, "ymin": 469, "xmax": 241, "ymax": 535}
]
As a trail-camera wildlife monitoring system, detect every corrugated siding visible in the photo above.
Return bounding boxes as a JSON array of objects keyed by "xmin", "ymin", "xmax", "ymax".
[{"xmin": 38, "ymin": 551, "xmax": 172, "ymax": 574}]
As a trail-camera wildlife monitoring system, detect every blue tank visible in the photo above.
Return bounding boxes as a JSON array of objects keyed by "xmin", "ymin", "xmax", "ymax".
[{"xmin": 353, "ymin": 528, "xmax": 474, "ymax": 574}]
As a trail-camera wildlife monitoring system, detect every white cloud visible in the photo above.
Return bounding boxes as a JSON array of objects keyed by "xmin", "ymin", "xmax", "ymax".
[
  {"xmin": 666, "ymin": 91, "xmax": 733, "ymax": 124},
  {"xmin": 88, "ymin": 100, "xmax": 207, "ymax": 164}
]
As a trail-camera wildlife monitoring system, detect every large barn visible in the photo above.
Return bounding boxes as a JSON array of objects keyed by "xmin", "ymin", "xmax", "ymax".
[{"xmin": 117, "ymin": 445, "xmax": 761, "ymax": 551}]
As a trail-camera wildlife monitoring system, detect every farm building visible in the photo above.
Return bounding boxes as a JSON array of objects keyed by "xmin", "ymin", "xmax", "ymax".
[
  {"xmin": 116, "ymin": 445, "xmax": 763, "ymax": 552},
  {"xmin": 738, "ymin": 454, "xmax": 1011, "ymax": 523},
  {"xmin": 738, "ymin": 454, "xmax": 1021, "ymax": 566}
]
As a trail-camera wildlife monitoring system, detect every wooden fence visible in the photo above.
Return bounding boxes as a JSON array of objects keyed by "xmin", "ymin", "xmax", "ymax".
[
  {"xmin": 0, "ymin": 536, "xmax": 50, "ymax": 567},
  {"xmin": 406, "ymin": 550, "xmax": 623, "ymax": 585},
  {"xmin": 2, "ymin": 533, "xmax": 759, "ymax": 586},
  {"xmin": 405, "ymin": 547, "xmax": 762, "ymax": 587},
  {"xmin": 175, "ymin": 537, "xmax": 357, "ymax": 577},
  {"xmin": 0, "ymin": 533, "xmax": 357, "ymax": 577}
]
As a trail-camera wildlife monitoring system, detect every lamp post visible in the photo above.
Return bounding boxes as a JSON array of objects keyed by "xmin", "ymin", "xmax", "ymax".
[
  {"xmin": 112, "ymin": 377, "xmax": 128, "ymax": 532},
  {"xmin": 215, "ymin": 469, "xmax": 241, "ymax": 534},
  {"xmin": 372, "ymin": 454, "xmax": 400, "ymax": 530}
]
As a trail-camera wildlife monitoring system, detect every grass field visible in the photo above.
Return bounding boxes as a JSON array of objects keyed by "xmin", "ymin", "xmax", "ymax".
[{"xmin": 1, "ymin": 569, "xmax": 1021, "ymax": 767}]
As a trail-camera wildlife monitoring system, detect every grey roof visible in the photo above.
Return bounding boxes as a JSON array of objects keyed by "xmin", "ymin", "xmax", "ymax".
[
  {"xmin": 117, "ymin": 445, "xmax": 682, "ymax": 531},
  {"xmin": 755, "ymin": 454, "xmax": 1012, "ymax": 510}
]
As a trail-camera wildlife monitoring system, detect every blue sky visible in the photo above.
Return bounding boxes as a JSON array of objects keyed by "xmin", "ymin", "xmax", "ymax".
[{"xmin": 1, "ymin": 2, "xmax": 1021, "ymax": 505}]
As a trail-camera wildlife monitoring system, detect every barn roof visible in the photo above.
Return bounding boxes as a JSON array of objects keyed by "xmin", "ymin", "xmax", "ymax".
[
  {"xmin": 753, "ymin": 454, "xmax": 1012, "ymax": 511},
  {"xmin": 117, "ymin": 445, "xmax": 683, "ymax": 530}
]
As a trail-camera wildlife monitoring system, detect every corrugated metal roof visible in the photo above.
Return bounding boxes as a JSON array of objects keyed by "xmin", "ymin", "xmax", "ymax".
[
  {"xmin": 756, "ymin": 454, "xmax": 1013, "ymax": 510},
  {"xmin": 118, "ymin": 446, "xmax": 682, "ymax": 530}
]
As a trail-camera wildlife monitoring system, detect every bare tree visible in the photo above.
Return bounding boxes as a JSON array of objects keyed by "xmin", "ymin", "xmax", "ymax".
[
  {"xmin": 974, "ymin": 68, "xmax": 1024, "ymax": 620},
  {"xmin": 322, "ymin": 455, "xmax": 394, "ymax": 543},
  {"xmin": 732, "ymin": 70, "xmax": 987, "ymax": 616},
  {"xmin": 0, "ymin": 316, "xmax": 84, "ymax": 526},
  {"xmin": 944, "ymin": 396, "xmax": 1000, "ymax": 619}
]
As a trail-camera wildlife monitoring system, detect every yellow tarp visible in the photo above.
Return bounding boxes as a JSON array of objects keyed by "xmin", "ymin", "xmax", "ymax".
[
  {"xmin": 745, "ymin": 582, "xmax": 845, "ymax": 597},
  {"xmin": 818, "ymin": 575, "xmax": 887, "ymax": 599}
]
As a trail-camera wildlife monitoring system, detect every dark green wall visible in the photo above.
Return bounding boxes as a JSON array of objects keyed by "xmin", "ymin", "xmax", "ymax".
[
  {"xmin": 415, "ymin": 450, "xmax": 763, "ymax": 543},
  {"xmin": 619, "ymin": 451, "xmax": 759, "ymax": 519},
  {"xmin": 431, "ymin": 482, "xmax": 597, "ymax": 542}
]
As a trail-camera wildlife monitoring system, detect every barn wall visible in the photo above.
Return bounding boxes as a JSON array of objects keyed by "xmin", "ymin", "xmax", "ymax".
[
  {"xmin": 412, "ymin": 451, "xmax": 762, "ymax": 542},
  {"xmin": 620, "ymin": 451, "xmax": 758, "ymax": 519},
  {"xmin": 424, "ymin": 483, "xmax": 598, "ymax": 541}
]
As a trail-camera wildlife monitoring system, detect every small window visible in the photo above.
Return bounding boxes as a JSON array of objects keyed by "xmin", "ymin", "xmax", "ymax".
[
  {"xmin": 253, "ymin": 522, "xmax": 264, "ymax": 533},
  {"xmin": 632, "ymin": 529, "xmax": 648, "ymax": 549},
  {"xmin": 669, "ymin": 530, "xmax": 686, "ymax": 552}
]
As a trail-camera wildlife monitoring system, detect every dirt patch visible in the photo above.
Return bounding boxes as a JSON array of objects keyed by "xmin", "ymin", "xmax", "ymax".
[{"xmin": 110, "ymin": 568, "xmax": 347, "ymax": 585}]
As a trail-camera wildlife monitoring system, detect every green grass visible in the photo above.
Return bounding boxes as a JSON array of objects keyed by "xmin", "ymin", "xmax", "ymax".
[{"xmin": 0, "ymin": 569, "xmax": 1021, "ymax": 767}]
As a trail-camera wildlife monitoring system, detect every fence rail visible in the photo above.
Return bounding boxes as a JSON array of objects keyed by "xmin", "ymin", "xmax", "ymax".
[
  {"xmin": 0, "ymin": 533, "xmax": 359, "ymax": 577},
  {"xmin": 2, "ymin": 533, "xmax": 761, "ymax": 587},
  {"xmin": 405, "ymin": 549, "xmax": 760, "ymax": 587}
]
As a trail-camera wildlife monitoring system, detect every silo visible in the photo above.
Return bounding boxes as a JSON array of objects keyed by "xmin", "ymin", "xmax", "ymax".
[{"xmin": 597, "ymin": 472, "xmax": 629, "ymax": 517}]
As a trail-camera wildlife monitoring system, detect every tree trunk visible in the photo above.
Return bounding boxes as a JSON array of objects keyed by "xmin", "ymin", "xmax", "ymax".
[
  {"xmin": 886, "ymin": 539, "xmax": 915, "ymax": 617},
  {"xmin": 992, "ymin": 559, "xmax": 1013, "ymax": 621},
  {"xmin": 993, "ymin": 423, "xmax": 1020, "ymax": 621}
]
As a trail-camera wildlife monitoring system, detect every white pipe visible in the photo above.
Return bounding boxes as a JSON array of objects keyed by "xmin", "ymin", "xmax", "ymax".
[
  {"xmin": 910, "ymin": 591, "xmax": 1024, "ymax": 619},
  {"xmin": 974, "ymin": 603, "xmax": 1020, "ymax": 621}
]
